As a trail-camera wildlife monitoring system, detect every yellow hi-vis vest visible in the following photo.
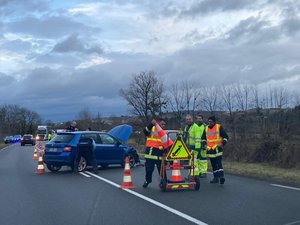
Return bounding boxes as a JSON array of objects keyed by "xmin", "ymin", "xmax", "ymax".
[
  {"xmin": 184, "ymin": 123, "xmax": 205, "ymax": 151},
  {"xmin": 206, "ymin": 124, "xmax": 222, "ymax": 157}
]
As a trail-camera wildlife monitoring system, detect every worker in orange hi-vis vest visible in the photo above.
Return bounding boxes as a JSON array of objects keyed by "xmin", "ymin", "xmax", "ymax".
[
  {"xmin": 206, "ymin": 116, "xmax": 229, "ymax": 184},
  {"xmin": 142, "ymin": 118, "xmax": 173, "ymax": 188}
]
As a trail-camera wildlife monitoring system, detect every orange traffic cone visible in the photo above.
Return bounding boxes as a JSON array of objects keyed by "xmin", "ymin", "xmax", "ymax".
[
  {"xmin": 119, "ymin": 156, "xmax": 135, "ymax": 189},
  {"xmin": 39, "ymin": 142, "xmax": 45, "ymax": 152},
  {"xmin": 36, "ymin": 152, "xmax": 45, "ymax": 174},
  {"xmin": 33, "ymin": 145, "xmax": 39, "ymax": 160},
  {"xmin": 169, "ymin": 159, "xmax": 183, "ymax": 182}
]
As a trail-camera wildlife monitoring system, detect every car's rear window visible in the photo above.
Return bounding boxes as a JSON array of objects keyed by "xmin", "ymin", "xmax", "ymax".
[
  {"xmin": 50, "ymin": 134, "xmax": 74, "ymax": 143},
  {"xmin": 23, "ymin": 135, "xmax": 32, "ymax": 138}
]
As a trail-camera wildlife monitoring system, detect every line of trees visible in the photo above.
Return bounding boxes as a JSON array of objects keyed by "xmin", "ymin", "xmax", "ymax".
[
  {"xmin": 120, "ymin": 71, "xmax": 300, "ymax": 168},
  {"xmin": 0, "ymin": 104, "xmax": 42, "ymax": 137}
]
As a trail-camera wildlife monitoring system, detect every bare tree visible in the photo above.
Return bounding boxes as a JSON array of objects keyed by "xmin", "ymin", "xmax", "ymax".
[
  {"xmin": 273, "ymin": 87, "xmax": 289, "ymax": 109},
  {"xmin": 120, "ymin": 71, "xmax": 165, "ymax": 123},
  {"xmin": 77, "ymin": 107, "xmax": 93, "ymax": 120},
  {"xmin": 199, "ymin": 86, "xmax": 219, "ymax": 114},
  {"xmin": 220, "ymin": 84, "xmax": 236, "ymax": 140},
  {"xmin": 0, "ymin": 104, "xmax": 41, "ymax": 135},
  {"xmin": 234, "ymin": 83, "xmax": 252, "ymax": 112},
  {"xmin": 166, "ymin": 82, "xmax": 186, "ymax": 121}
]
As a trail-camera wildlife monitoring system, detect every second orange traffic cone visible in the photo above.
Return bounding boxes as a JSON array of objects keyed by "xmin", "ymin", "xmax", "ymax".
[
  {"xmin": 169, "ymin": 159, "xmax": 183, "ymax": 182},
  {"xmin": 32, "ymin": 145, "xmax": 39, "ymax": 160},
  {"xmin": 119, "ymin": 156, "xmax": 135, "ymax": 189},
  {"xmin": 36, "ymin": 152, "xmax": 45, "ymax": 174}
]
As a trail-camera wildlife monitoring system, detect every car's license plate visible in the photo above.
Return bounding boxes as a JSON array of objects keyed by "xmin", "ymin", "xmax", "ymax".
[{"xmin": 48, "ymin": 148, "xmax": 57, "ymax": 152}]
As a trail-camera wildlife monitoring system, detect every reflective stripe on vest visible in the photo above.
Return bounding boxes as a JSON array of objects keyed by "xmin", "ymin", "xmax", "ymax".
[{"xmin": 206, "ymin": 124, "xmax": 222, "ymax": 151}]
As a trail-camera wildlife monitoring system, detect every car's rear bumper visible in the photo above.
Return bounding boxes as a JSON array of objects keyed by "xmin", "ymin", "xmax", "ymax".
[{"xmin": 43, "ymin": 153, "xmax": 74, "ymax": 166}]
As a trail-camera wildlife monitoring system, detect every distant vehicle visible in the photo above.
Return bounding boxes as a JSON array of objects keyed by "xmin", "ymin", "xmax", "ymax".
[
  {"xmin": 165, "ymin": 130, "xmax": 180, "ymax": 142},
  {"xmin": 21, "ymin": 134, "xmax": 36, "ymax": 146},
  {"xmin": 12, "ymin": 135, "xmax": 22, "ymax": 143},
  {"xmin": 43, "ymin": 124, "xmax": 140, "ymax": 172},
  {"xmin": 4, "ymin": 136, "xmax": 14, "ymax": 144},
  {"xmin": 36, "ymin": 125, "xmax": 48, "ymax": 141},
  {"xmin": 56, "ymin": 129, "xmax": 67, "ymax": 133}
]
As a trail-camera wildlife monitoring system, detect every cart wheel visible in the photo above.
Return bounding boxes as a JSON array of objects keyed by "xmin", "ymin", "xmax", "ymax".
[
  {"xmin": 160, "ymin": 179, "xmax": 167, "ymax": 192},
  {"xmin": 195, "ymin": 176, "xmax": 200, "ymax": 191}
]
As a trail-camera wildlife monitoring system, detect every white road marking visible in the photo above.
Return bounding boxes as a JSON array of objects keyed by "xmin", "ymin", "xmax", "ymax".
[
  {"xmin": 79, "ymin": 172, "xmax": 91, "ymax": 177},
  {"xmin": 284, "ymin": 219, "xmax": 300, "ymax": 225},
  {"xmin": 270, "ymin": 184, "xmax": 300, "ymax": 191},
  {"xmin": 85, "ymin": 171, "xmax": 208, "ymax": 225},
  {"xmin": 0, "ymin": 144, "xmax": 15, "ymax": 151}
]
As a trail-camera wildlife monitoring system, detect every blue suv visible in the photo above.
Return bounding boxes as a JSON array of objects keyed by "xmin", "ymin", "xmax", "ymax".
[{"xmin": 43, "ymin": 125, "xmax": 140, "ymax": 172}]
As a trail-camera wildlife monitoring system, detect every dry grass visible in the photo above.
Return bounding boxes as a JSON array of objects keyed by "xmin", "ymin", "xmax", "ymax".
[
  {"xmin": 0, "ymin": 143, "xmax": 9, "ymax": 149},
  {"xmin": 223, "ymin": 160, "xmax": 300, "ymax": 186}
]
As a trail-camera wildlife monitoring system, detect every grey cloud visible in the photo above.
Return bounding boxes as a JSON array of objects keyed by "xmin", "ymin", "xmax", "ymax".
[
  {"xmin": 282, "ymin": 18, "xmax": 300, "ymax": 35},
  {"xmin": 0, "ymin": 0, "xmax": 10, "ymax": 6},
  {"xmin": 225, "ymin": 17, "xmax": 281, "ymax": 44},
  {"xmin": 180, "ymin": 0, "xmax": 255, "ymax": 17},
  {"xmin": 156, "ymin": 35, "xmax": 300, "ymax": 89},
  {"xmin": 6, "ymin": 16, "xmax": 98, "ymax": 38},
  {"xmin": 2, "ymin": 39, "xmax": 33, "ymax": 52},
  {"xmin": 52, "ymin": 34, "xmax": 103, "ymax": 55},
  {"xmin": 0, "ymin": 72, "xmax": 15, "ymax": 86},
  {"xmin": 0, "ymin": 0, "xmax": 48, "ymax": 16}
]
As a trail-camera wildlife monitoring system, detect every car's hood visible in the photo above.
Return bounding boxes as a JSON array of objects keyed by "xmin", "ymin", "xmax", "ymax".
[{"xmin": 108, "ymin": 124, "xmax": 132, "ymax": 143}]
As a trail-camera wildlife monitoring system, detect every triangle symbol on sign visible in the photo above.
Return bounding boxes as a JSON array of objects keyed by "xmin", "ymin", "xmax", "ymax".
[{"xmin": 166, "ymin": 136, "xmax": 191, "ymax": 160}]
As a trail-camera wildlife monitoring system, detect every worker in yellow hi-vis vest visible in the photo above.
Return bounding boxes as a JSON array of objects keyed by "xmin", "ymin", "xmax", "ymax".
[{"xmin": 183, "ymin": 114, "xmax": 207, "ymax": 178}]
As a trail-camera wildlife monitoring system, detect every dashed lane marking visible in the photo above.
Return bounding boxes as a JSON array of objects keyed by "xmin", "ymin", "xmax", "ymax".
[
  {"xmin": 283, "ymin": 219, "xmax": 300, "ymax": 225},
  {"xmin": 85, "ymin": 171, "xmax": 208, "ymax": 225},
  {"xmin": 270, "ymin": 184, "xmax": 300, "ymax": 191},
  {"xmin": 79, "ymin": 172, "xmax": 91, "ymax": 177}
]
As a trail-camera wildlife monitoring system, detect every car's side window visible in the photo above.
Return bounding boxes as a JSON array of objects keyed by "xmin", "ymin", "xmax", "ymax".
[
  {"xmin": 100, "ymin": 134, "xmax": 116, "ymax": 145},
  {"xmin": 80, "ymin": 134, "xmax": 102, "ymax": 144}
]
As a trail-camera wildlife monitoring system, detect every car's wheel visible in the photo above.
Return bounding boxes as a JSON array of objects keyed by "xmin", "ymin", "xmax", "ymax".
[
  {"xmin": 195, "ymin": 176, "xmax": 200, "ymax": 191},
  {"xmin": 47, "ymin": 164, "xmax": 62, "ymax": 172},
  {"xmin": 121, "ymin": 154, "xmax": 135, "ymax": 168},
  {"xmin": 128, "ymin": 154, "xmax": 135, "ymax": 168},
  {"xmin": 21, "ymin": 143, "xmax": 24, "ymax": 146},
  {"xmin": 77, "ymin": 156, "xmax": 87, "ymax": 172}
]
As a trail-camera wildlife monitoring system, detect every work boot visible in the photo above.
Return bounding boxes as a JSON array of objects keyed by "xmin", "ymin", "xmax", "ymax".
[
  {"xmin": 220, "ymin": 177, "xmax": 225, "ymax": 184},
  {"xmin": 210, "ymin": 177, "xmax": 219, "ymax": 184},
  {"xmin": 143, "ymin": 181, "xmax": 149, "ymax": 188}
]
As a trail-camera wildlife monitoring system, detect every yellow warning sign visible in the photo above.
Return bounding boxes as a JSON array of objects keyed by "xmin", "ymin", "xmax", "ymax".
[{"xmin": 166, "ymin": 136, "xmax": 191, "ymax": 160}]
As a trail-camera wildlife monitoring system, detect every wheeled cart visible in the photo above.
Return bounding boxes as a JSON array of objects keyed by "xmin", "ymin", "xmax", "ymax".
[{"xmin": 159, "ymin": 132, "xmax": 200, "ymax": 192}]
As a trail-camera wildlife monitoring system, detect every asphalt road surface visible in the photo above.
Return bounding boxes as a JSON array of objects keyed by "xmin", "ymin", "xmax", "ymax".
[{"xmin": 1, "ymin": 143, "xmax": 300, "ymax": 225}]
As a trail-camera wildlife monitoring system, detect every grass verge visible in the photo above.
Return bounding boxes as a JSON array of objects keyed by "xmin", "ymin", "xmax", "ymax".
[{"xmin": 223, "ymin": 160, "xmax": 300, "ymax": 187}]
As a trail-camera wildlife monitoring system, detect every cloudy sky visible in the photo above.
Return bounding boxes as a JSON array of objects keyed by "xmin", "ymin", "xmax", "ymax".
[{"xmin": 1, "ymin": 0, "xmax": 300, "ymax": 122}]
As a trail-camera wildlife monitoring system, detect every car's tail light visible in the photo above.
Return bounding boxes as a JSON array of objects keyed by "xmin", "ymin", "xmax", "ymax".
[{"xmin": 63, "ymin": 146, "xmax": 73, "ymax": 152}]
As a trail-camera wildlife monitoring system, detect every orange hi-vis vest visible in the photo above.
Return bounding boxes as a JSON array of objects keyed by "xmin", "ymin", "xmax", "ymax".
[
  {"xmin": 206, "ymin": 124, "xmax": 222, "ymax": 151},
  {"xmin": 146, "ymin": 123, "xmax": 173, "ymax": 150},
  {"xmin": 146, "ymin": 126, "xmax": 163, "ymax": 150}
]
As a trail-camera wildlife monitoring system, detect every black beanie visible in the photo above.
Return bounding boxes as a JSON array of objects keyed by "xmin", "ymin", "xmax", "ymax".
[{"xmin": 208, "ymin": 116, "xmax": 216, "ymax": 122}]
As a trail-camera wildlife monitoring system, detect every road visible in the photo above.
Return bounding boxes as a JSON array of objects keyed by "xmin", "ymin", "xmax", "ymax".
[{"xmin": 1, "ymin": 143, "xmax": 300, "ymax": 225}]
